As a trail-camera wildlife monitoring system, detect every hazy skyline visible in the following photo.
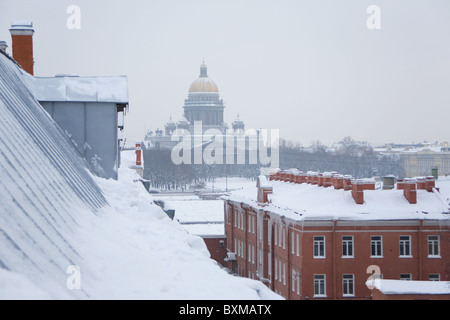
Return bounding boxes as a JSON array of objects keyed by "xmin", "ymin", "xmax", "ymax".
[{"xmin": 1, "ymin": 0, "xmax": 449, "ymax": 146}]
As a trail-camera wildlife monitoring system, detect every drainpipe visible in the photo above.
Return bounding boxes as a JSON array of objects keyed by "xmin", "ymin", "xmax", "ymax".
[
  {"xmin": 333, "ymin": 220, "xmax": 337, "ymax": 300},
  {"xmin": 418, "ymin": 219, "xmax": 423, "ymax": 280}
]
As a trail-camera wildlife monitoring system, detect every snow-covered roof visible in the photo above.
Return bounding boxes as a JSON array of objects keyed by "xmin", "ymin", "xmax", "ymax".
[
  {"xmin": 0, "ymin": 49, "xmax": 108, "ymax": 298},
  {"xmin": 367, "ymin": 279, "xmax": 450, "ymax": 295},
  {"xmin": 225, "ymin": 177, "xmax": 450, "ymax": 222},
  {"xmin": 23, "ymin": 74, "xmax": 129, "ymax": 103}
]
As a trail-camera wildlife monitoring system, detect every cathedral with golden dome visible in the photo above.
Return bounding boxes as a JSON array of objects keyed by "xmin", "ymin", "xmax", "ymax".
[
  {"xmin": 142, "ymin": 62, "xmax": 264, "ymax": 187},
  {"xmin": 183, "ymin": 62, "xmax": 227, "ymax": 133},
  {"xmin": 144, "ymin": 62, "xmax": 245, "ymax": 145}
]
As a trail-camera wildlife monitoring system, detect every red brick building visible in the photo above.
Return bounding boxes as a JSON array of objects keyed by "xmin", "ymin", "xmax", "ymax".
[{"xmin": 224, "ymin": 171, "xmax": 450, "ymax": 300}]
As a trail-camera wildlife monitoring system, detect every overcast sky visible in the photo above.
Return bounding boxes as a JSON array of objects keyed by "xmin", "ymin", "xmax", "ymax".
[{"xmin": 1, "ymin": 0, "xmax": 449, "ymax": 146}]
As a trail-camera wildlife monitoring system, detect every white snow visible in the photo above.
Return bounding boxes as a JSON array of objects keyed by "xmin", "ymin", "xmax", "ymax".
[
  {"xmin": 24, "ymin": 75, "xmax": 129, "ymax": 103},
  {"xmin": 225, "ymin": 177, "xmax": 450, "ymax": 222},
  {"xmin": 71, "ymin": 150, "xmax": 282, "ymax": 299},
  {"xmin": 1, "ymin": 150, "xmax": 282, "ymax": 300},
  {"xmin": 367, "ymin": 279, "xmax": 450, "ymax": 295}
]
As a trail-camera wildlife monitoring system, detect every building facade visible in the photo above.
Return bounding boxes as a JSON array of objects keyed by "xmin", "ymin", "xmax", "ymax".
[{"xmin": 224, "ymin": 171, "xmax": 450, "ymax": 300}]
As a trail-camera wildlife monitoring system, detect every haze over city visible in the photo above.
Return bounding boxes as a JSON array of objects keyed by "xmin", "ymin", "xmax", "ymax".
[{"xmin": 1, "ymin": 0, "xmax": 449, "ymax": 146}]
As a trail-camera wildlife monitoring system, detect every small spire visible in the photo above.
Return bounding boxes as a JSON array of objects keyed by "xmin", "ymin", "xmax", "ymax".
[{"xmin": 200, "ymin": 61, "xmax": 207, "ymax": 77}]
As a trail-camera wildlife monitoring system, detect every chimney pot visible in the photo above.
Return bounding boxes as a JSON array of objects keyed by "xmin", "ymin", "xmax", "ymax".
[{"xmin": 0, "ymin": 41, "xmax": 8, "ymax": 52}]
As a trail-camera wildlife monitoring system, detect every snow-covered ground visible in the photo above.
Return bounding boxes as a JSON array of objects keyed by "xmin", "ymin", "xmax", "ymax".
[
  {"xmin": 0, "ymin": 150, "xmax": 281, "ymax": 300},
  {"xmin": 157, "ymin": 177, "xmax": 256, "ymax": 236}
]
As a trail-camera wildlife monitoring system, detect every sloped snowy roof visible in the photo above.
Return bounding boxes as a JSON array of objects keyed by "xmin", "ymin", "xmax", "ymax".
[
  {"xmin": 23, "ymin": 74, "xmax": 129, "ymax": 103},
  {"xmin": 0, "ymin": 50, "xmax": 108, "ymax": 298}
]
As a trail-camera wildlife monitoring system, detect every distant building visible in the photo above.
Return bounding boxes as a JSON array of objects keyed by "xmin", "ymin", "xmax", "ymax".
[
  {"xmin": 223, "ymin": 170, "xmax": 450, "ymax": 300},
  {"xmin": 376, "ymin": 142, "xmax": 450, "ymax": 178},
  {"xmin": 143, "ymin": 63, "xmax": 269, "ymax": 187},
  {"xmin": 4, "ymin": 21, "xmax": 128, "ymax": 180}
]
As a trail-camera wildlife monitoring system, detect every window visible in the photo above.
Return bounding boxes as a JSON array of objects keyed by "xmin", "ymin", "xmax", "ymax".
[
  {"xmin": 291, "ymin": 232, "xmax": 295, "ymax": 254},
  {"xmin": 429, "ymin": 274, "xmax": 440, "ymax": 281},
  {"xmin": 428, "ymin": 235, "xmax": 440, "ymax": 257},
  {"xmin": 279, "ymin": 260, "xmax": 282, "ymax": 283},
  {"xmin": 314, "ymin": 236, "xmax": 325, "ymax": 258},
  {"xmin": 314, "ymin": 274, "xmax": 326, "ymax": 297},
  {"xmin": 252, "ymin": 216, "xmax": 255, "ymax": 234},
  {"xmin": 279, "ymin": 225, "xmax": 282, "ymax": 248},
  {"xmin": 342, "ymin": 274, "xmax": 355, "ymax": 297},
  {"xmin": 342, "ymin": 236, "xmax": 354, "ymax": 258},
  {"xmin": 282, "ymin": 227, "xmax": 286, "ymax": 249},
  {"xmin": 400, "ymin": 274, "xmax": 411, "ymax": 281},
  {"xmin": 292, "ymin": 269, "xmax": 300, "ymax": 295},
  {"xmin": 274, "ymin": 224, "xmax": 277, "ymax": 246},
  {"xmin": 399, "ymin": 235, "xmax": 411, "ymax": 257},
  {"xmin": 274, "ymin": 258, "xmax": 277, "ymax": 280},
  {"xmin": 371, "ymin": 236, "xmax": 383, "ymax": 257},
  {"xmin": 252, "ymin": 246, "xmax": 255, "ymax": 264},
  {"xmin": 296, "ymin": 234, "xmax": 300, "ymax": 256}
]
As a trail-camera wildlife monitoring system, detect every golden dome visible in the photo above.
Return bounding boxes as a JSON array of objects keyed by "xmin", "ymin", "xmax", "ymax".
[{"xmin": 188, "ymin": 63, "xmax": 219, "ymax": 93}]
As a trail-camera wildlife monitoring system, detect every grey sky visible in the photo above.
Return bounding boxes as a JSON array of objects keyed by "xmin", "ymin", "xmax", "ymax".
[{"xmin": 1, "ymin": 0, "xmax": 449, "ymax": 146}]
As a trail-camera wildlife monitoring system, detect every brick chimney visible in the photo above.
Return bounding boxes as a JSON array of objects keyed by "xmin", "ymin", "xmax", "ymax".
[
  {"xmin": 9, "ymin": 21, "xmax": 34, "ymax": 75},
  {"xmin": 351, "ymin": 180, "xmax": 365, "ymax": 204},
  {"xmin": 403, "ymin": 179, "xmax": 417, "ymax": 204},
  {"xmin": 424, "ymin": 176, "xmax": 435, "ymax": 192},
  {"xmin": 135, "ymin": 143, "xmax": 142, "ymax": 166},
  {"xmin": 257, "ymin": 175, "xmax": 273, "ymax": 205}
]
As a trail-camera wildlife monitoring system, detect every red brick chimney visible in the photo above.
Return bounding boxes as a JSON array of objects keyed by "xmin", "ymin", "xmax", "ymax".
[
  {"xmin": 135, "ymin": 143, "xmax": 142, "ymax": 166},
  {"xmin": 424, "ymin": 176, "xmax": 435, "ymax": 192},
  {"xmin": 403, "ymin": 179, "xmax": 417, "ymax": 204},
  {"xmin": 351, "ymin": 180, "xmax": 365, "ymax": 204},
  {"xmin": 9, "ymin": 21, "xmax": 34, "ymax": 75},
  {"xmin": 257, "ymin": 175, "xmax": 273, "ymax": 205}
]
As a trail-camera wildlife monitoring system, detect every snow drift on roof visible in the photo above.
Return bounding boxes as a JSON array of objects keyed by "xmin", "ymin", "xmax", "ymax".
[{"xmin": 23, "ymin": 74, "xmax": 129, "ymax": 103}]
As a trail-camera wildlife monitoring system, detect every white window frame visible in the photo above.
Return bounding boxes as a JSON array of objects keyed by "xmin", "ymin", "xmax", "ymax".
[
  {"xmin": 314, "ymin": 274, "xmax": 326, "ymax": 297},
  {"xmin": 370, "ymin": 235, "xmax": 383, "ymax": 258},
  {"xmin": 313, "ymin": 236, "xmax": 326, "ymax": 258},
  {"xmin": 428, "ymin": 235, "xmax": 440, "ymax": 258},
  {"xmin": 399, "ymin": 235, "xmax": 412, "ymax": 257},
  {"xmin": 291, "ymin": 232, "xmax": 295, "ymax": 254},
  {"xmin": 429, "ymin": 274, "xmax": 440, "ymax": 281},
  {"xmin": 342, "ymin": 235, "xmax": 354, "ymax": 258},
  {"xmin": 342, "ymin": 274, "xmax": 355, "ymax": 297}
]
